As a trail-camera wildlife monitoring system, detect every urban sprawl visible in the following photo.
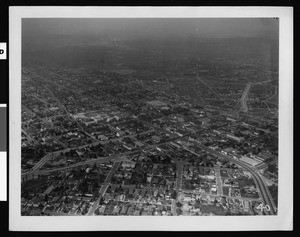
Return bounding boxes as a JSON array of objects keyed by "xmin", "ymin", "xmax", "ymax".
[{"xmin": 21, "ymin": 44, "xmax": 278, "ymax": 216}]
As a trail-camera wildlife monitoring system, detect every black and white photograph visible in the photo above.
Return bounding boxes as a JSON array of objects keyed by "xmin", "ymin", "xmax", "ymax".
[{"xmin": 9, "ymin": 7, "xmax": 293, "ymax": 231}]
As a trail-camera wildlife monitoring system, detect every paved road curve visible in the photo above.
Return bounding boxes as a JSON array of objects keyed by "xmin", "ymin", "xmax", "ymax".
[{"xmin": 198, "ymin": 144, "xmax": 276, "ymax": 215}]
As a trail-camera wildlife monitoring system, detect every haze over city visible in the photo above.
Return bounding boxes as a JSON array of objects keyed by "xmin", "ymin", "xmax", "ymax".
[{"xmin": 23, "ymin": 18, "xmax": 278, "ymax": 39}]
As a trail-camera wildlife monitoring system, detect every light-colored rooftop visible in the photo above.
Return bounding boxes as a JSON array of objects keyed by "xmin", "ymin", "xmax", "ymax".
[
  {"xmin": 146, "ymin": 100, "xmax": 167, "ymax": 107},
  {"xmin": 239, "ymin": 156, "xmax": 262, "ymax": 166}
]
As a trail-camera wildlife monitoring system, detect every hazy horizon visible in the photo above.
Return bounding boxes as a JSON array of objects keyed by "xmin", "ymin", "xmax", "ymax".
[{"xmin": 22, "ymin": 18, "xmax": 279, "ymax": 40}]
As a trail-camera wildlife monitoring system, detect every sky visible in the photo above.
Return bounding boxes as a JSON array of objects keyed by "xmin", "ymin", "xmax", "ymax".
[{"xmin": 22, "ymin": 18, "xmax": 279, "ymax": 40}]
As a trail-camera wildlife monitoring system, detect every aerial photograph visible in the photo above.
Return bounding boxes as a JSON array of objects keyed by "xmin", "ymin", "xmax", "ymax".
[{"xmin": 21, "ymin": 18, "xmax": 279, "ymax": 216}]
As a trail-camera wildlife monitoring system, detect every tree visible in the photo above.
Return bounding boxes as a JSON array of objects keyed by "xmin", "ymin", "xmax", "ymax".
[
  {"xmin": 176, "ymin": 208, "xmax": 183, "ymax": 215},
  {"xmin": 171, "ymin": 190, "xmax": 177, "ymax": 199},
  {"xmin": 195, "ymin": 198, "xmax": 201, "ymax": 208},
  {"xmin": 268, "ymin": 164, "xmax": 276, "ymax": 173},
  {"xmin": 38, "ymin": 203, "xmax": 44, "ymax": 210},
  {"xmin": 78, "ymin": 180, "xmax": 88, "ymax": 193},
  {"xmin": 93, "ymin": 181, "xmax": 99, "ymax": 189}
]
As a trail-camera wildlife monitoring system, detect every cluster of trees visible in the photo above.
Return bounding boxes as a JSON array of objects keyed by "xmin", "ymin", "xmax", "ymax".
[
  {"xmin": 267, "ymin": 163, "xmax": 277, "ymax": 175},
  {"xmin": 268, "ymin": 184, "xmax": 278, "ymax": 206}
]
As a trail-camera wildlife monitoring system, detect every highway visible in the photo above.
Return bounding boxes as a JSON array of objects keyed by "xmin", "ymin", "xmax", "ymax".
[
  {"xmin": 22, "ymin": 129, "xmax": 199, "ymax": 181},
  {"xmin": 23, "ymin": 155, "xmax": 126, "ymax": 179},
  {"xmin": 22, "ymin": 140, "xmax": 104, "ymax": 177},
  {"xmin": 240, "ymin": 82, "xmax": 252, "ymax": 112},
  {"xmin": 240, "ymin": 80, "xmax": 277, "ymax": 114},
  {"xmin": 21, "ymin": 111, "xmax": 169, "ymax": 178},
  {"xmin": 22, "ymin": 68, "xmax": 199, "ymax": 178},
  {"xmin": 197, "ymin": 144, "xmax": 276, "ymax": 215}
]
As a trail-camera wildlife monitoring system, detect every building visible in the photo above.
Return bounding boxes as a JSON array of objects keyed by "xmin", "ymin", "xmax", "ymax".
[
  {"xmin": 146, "ymin": 100, "xmax": 168, "ymax": 108},
  {"xmin": 226, "ymin": 133, "xmax": 244, "ymax": 142},
  {"xmin": 239, "ymin": 156, "xmax": 261, "ymax": 166},
  {"xmin": 121, "ymin": 161, "xmax": 136, "ymax": 169}
]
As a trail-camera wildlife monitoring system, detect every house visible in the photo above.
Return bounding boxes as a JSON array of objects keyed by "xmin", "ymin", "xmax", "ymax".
[
  {"xmin": 121, "ymin": 161, "xmax": 136, "ymax": 169},
  {"xmin": 120, "ymin": 205, "xmax": 128, "ymax": 215}
]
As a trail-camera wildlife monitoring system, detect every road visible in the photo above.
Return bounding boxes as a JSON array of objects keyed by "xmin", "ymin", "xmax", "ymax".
[
  {"xmin": 87, "ymin": 161, "xmax": 120, "ymax": 215},
  {"xmin": 22, "ymin": 105, "xmax": 39, "ymax": 118},
  {"xmin": 22, "ymin": 68, "xmax": 197, "ymax": 177},
  {"xmin": 215, "ymin": 169, "xmax": 223, "ymax": 196},
  {"xmin": 171, "ymin": 160, "xmax": 183, "ymax": 215},
  {"xmin": 240, "ymin": 82, "xmax": 252, "ymax": 112},
  {"xmin": 24, "ymin": 155, "xmax": 126, "ymax": 179},
  {"xmin": 22, "ymin": 129, "xmax": 198, "ymax": 182},
  {"xmin": 22, "ymin": 125, "xmax": 158, "ymax": 176},
  {"xmin": 197, "ymin": 144, "xmax": 276, "ymax": 215},
  {"xmin": 193, "ymin": 87, "xmax": 206, "ymax": 103},
  {"xmin": 21, "ymin": 129, "xmax": 37, "ymax": 144},
  {"xmin": 44, "ymin": 86, "xmax": 100, "ymax": 143},
  {"xmin": 195, "ymin": 60, "xmax": 225, "ymax": 102},
  {"xmin": 22, "ymin": 140, "xmax": 104, "ymax": 177}
]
